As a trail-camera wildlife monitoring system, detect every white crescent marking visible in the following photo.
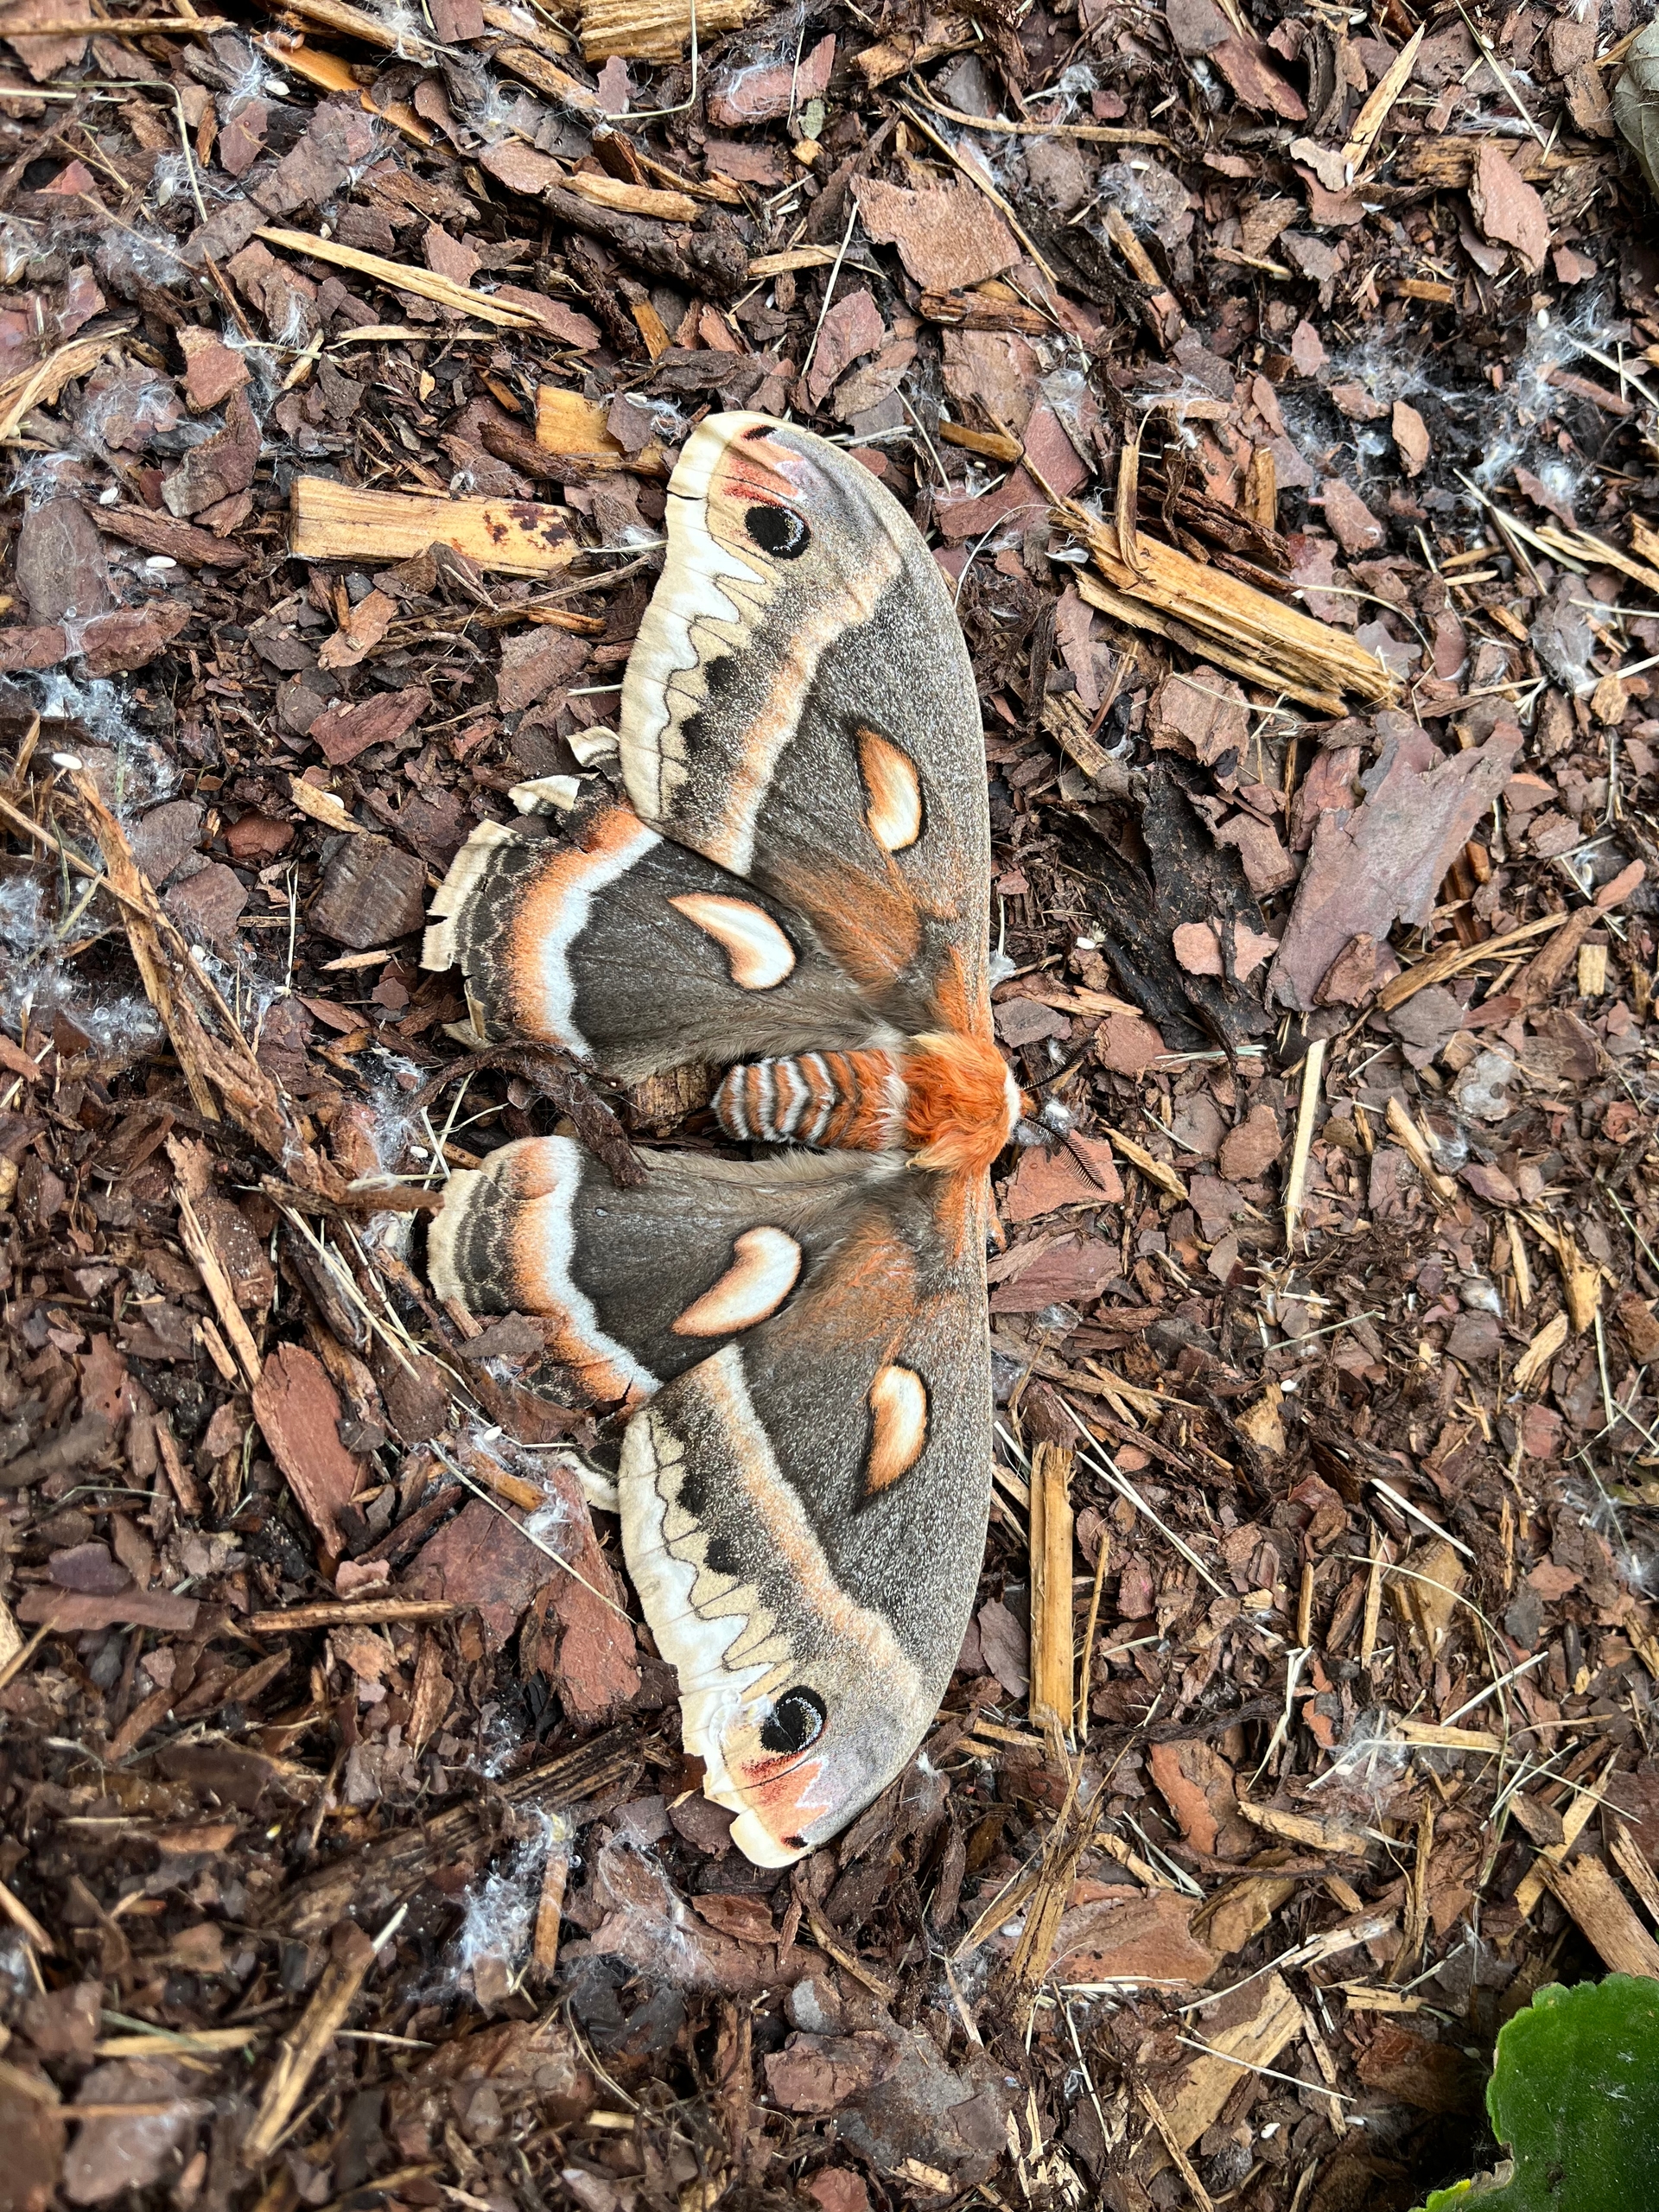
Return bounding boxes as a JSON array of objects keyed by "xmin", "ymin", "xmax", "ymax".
[
  {"xmin": 671, "ymin": 1226, "xmax": 803, "ymax": 1336},
  {"xmin": 857, "ymin": 729, "xmax": 924, "ymax": 853},
  {"xmin": 668, "ymin": 893, "xmax": 797, "ymax": 989},
  {"xmin": 866, "ymin": 1363, "xmax": 929, "ymax": 1492}
]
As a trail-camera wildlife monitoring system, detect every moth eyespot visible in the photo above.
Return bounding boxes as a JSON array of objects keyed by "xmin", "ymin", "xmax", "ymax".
[
  {"xmin": 744, "ymin": 504, "xmax": 811, "ymax": 559},
  {"xmin": 760, "ymin": 1685, "xmax": 826, "ymax": 1756}
]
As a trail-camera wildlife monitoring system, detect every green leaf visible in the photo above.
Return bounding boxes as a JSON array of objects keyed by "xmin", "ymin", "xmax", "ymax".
[
  {"xmin": 1615, "ymin": 22, "xmax": 1659, "ymax": 203},
  {"xmin": 1414, "ymin": 1977, "xmax": 1659, "ymax": 2212}
]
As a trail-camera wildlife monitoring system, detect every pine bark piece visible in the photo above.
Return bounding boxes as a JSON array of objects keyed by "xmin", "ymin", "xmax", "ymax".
[
  {"xmin": 15, "ymin": 1586, "xmax": 200, "ymax": 1630},
  {"xmin": 1050, "ymin": 1885, "xmax": 1217, "ymax": 1986},
  {"xmin": 162, "ymin": 391, "xmax": 261, "ymax": 519},
  {"xmin": 310, "ymin": 833, "xmax": 428, "ymax": 948},
  {"xmin": 545, "ymin": 184, "xmax": 749, "ymax": 298},
  {"xmin": 92, "ymin": 505, "xmax": 247, "ymax": 568},
  {"xmin": 1469, "ymin": 142, "xmax": 1550, "ymax": 273},
  {"xmin": 251, "ymin": 1343, "xmax": 368, "ymax": 1555},
  {"xmin": 308, "ymin": 685, "xmax": 429, "ymax": 769},
  {"xmin": 1268, "ymin": 722, "xmax": 1520, "ymax": 1012},
  {"xmin": 498, "ymin": 625, "xmax": 588, "ymax": 713},
  {"xmin": 406, "ymin": 1497, "xmax": 556, "ymax": 1651},
  {"xmin": 16, "ymin": 496, "xmax": 109, "ymax": 624},
  {"xmin": 854, "ymin": 175, "xmax": 1020, "ymax": 292},
  {"xmin": 520, "ymin": 1462, "xmax": 641, "ymax": 1722},
  {"xmin": 289, "ymin": 476, "xmax": 577, "ymax": 575},
  {"xmin": 1003, "ymin": 1138, "xmax": 1124, "ymax": 1223}
]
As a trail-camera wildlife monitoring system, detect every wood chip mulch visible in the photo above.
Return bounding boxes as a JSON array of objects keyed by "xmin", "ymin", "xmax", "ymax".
[{"xmin": 1, "ymin": 3, "xmax": 1657, "ymax": 2209}]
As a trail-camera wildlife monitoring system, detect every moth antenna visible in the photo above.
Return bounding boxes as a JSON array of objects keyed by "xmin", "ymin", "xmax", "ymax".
[
  {"xmin": 1061, "ymin": 1128, "xmax": 1116, "ymax": 1192},
  {"xmin": 1028, "ymin": 1042, "xmax": 1096, "ymax": 1098}
]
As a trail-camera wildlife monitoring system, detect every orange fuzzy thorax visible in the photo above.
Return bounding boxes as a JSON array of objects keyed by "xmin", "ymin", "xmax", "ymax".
[{"xmin": 900, "ymin": 1031, "xmax": 1020, "ymax": 1176}]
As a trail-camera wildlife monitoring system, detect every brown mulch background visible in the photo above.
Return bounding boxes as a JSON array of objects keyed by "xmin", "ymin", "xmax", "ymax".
[{"xmin": 3, "ymin": 1, "xmax": 1659, "ymax": 2208}]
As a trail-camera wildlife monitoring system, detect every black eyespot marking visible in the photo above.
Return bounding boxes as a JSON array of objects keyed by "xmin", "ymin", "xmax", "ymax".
[
  {"xmin": 703, "ymin": 1530, "xmax": 741, "ymax": 1581},
  {"xmin": 760, "ymin": 1685, "xmax": 826, "ymax": 1756},
  {"xmin": 782, "ymin": 1834, "xmax": 807, "ymax": 1850},
  {"xmin": 745, "ymin": 504, "xmax": 810, "ymax": 559}
]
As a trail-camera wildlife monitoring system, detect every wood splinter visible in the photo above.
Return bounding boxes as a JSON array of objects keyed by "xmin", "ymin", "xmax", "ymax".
[
  {"xmin": 1027, "ymin": 1440, "xmax": 1076, "ymax": 1761},
  {"xmin": 242, "ymin": 1919, "xmax": 377, "ymax": 2165}
]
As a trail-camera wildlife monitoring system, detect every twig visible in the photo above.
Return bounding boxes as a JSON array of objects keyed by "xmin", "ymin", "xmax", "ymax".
[
  {"xmin": 6, "ymin": 12, "xmax": 228, "ymax": 31},
  {"xmin": 0, "ymin": 1872, "xmax": 54, "ymax": 1952},
  {"xmin": 1376, "ymin": 906, "xmax": 1574, "ymax": 1013},
  {"xmin": 1340, "ymin": 25, "xmax": 1422, "ymax": 174},
  {"xmin": 242, "ymin": 1922, "xmax": 376, "ymax": 2164},
  {"xmin": 903, "ymin": 77, "xmax": 1172, "ymax": 147},
  {"xmin": 1074, "ymin": 1525, "xmax": 1109, "ymax": 1741},
  {"xmin": 1382, "ymin": 1096, "xmax": 1457, "ymax": 1205},
  {"xmin": 1028, "ymin": 1440, "xmax": 1075, "ymax": 1757},
  {"xmin": 1135, "ymin": 2079, "xmax": 1215, "ymax": 2212},
  {"xmin": 797, "ymin": 196, "xmax": 858, "ymax": 391},
  {"xmin": 791, "ymin": 1870, "xmax": 897, "ymax": 2000},
  {"xmin": 248, "ymin": 1600, "xmax": 461, "ymax": 1632},
  {"xmin": 175, "ymin": 1184, "xmax": 264, "ymax": 1387},
  {"xmin": 1282, "ymin": 1035, "xmax": 1326, "ymax": 1250}
]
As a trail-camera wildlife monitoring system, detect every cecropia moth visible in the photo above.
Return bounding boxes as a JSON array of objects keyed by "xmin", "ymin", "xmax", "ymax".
[{"xmin": 423, "ymin": 414, "xmax": 1014, "ymax": 1864}]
